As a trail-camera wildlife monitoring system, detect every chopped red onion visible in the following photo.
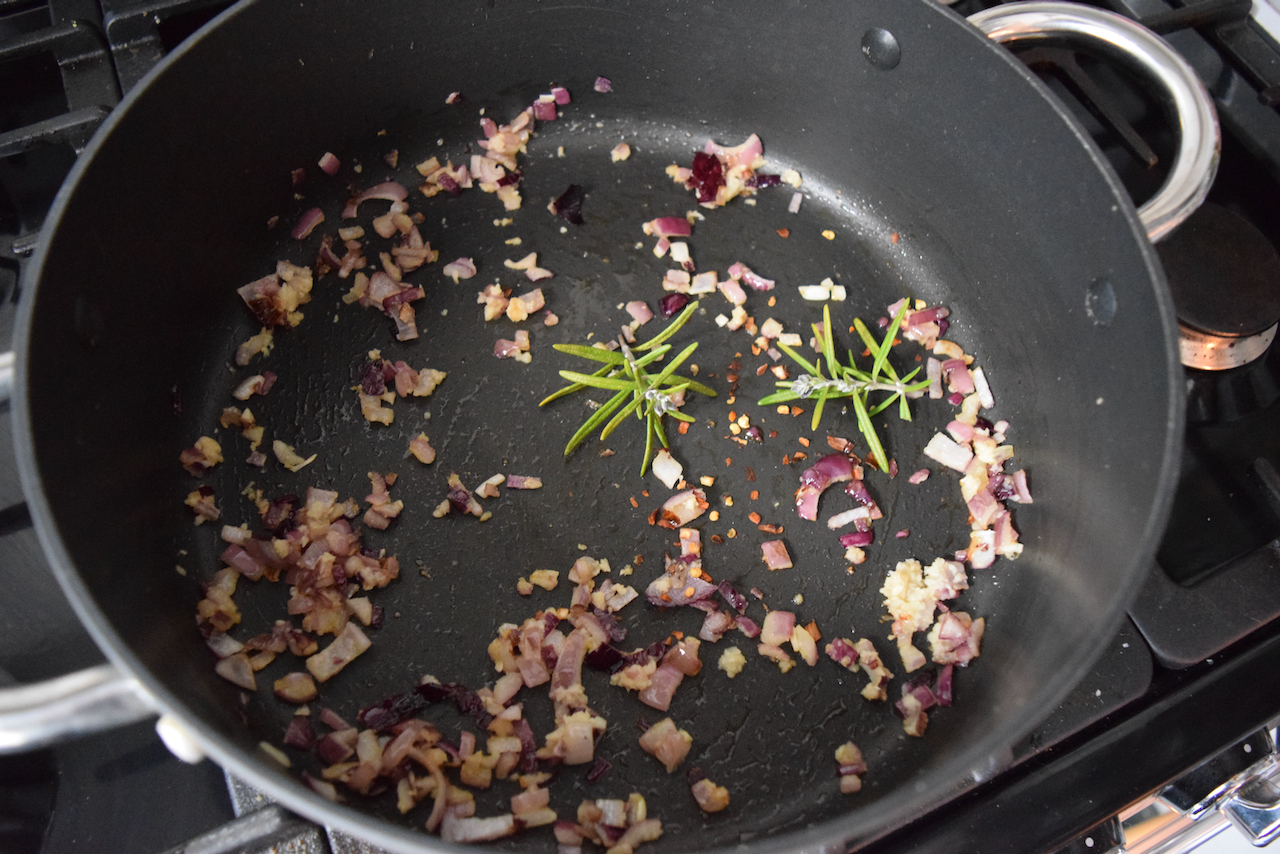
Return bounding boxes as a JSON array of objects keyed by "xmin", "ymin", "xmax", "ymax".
[
  {"xmin": 728, "ymin": 262, "xmax": 775, "ymax": 291},
  {"xmin": 699, "ymin": 608, "xmax": 736, "ymax": 642},
  {"xmin": 941, "ymin": 359, "xmax": 975, "ymax": 395},
  {"xmin": 839, "ymin": 530, "xmax": 873, "ymax": 548},
  {"xmin": 923, "ymin": 433, "xmax": 974, "ymax": 472},
  {"xmin": 827, "ymin": 506, "xmax": 870, "ymax": 530},
  {"xmin": 760, "ymin": 540, "xmax": 792, "ymax": 570},
  {"xmin": 644, "ymin": 555, "xmax": 716, "ymax": 607},
  {"xmin": 291, "ymin": 207, "xmax": 325, "ymax": 240},
  {"xmin": 648, "ymin": 216, "xmax": 692, "ymax": 238},
  {"xmin": 551, "ymin": 86, "xmax": 571, "ymax": 104},
  {"xmin": 795, "ymin": 453, "xmax": 856, "ymax": 521},
  {"xmin": 340, "ymin": 181, "xmax": 408, "ymax": 219},
  {"xmin": 908, "ymin": 468, "xmax": 930, "ymax": 485},
  {"xmin": 717, "ymin": 580, "xmax": 748, "ymax": 613},
  {"xmin": 825, "ymin": 637, "xmax": 860, "ymax": 669},
  {"xmin": 788, "ymin": 192, "xmax": 803, "ymax": 214},
  {"xmin": 760, "ymin": 610, "xmax": 795, "ymax": 646},
  {"xmin": 649, "ymin": 488, "xmax": 709, "ymax": 528},
  {"xmin": 1009, "ymin": 470, "xmax": 1033, "ymax": 503},
  {"xmin": 935, "ymin": 664, "xmax": 954, "ymax": 706},
  {"xmin": 550, "ymin": 184, "xmax": 585, "ymax": 224},
  {"xmin": 494, "ymin": 339, "xmax": 523, "ymax": 359},
  {"xmin": 625, "ymin": 301, "xmax": 654, "ymax": 324},
  {"xmin": 658, "ymin": 293, "xmax": 690, "ymax": 319},
  {"xmin": 638, "ymin": 663, "xmax": 684, "ymax": 711},
  {"xmin": 532, "ymin": 99, "xmax": 558, "ymax": 121},
  {"xmin": 318, "ymin": 152, "xmax": 340, "ymax": 176},
  {"xmin": 973, "ymin": 366, "xmax": 995, "ymax": 408},
  {"xmin": 443, "ymin": 257, "xmax": 477, "ymax": 282},
  {"xmin": 594, "ymin": 76, "xmax": 612, "ymax": 93},
  {"xmin": 689, "ymin": 151, "xmax": 724, "ymax": 203},
  {"xmin": 283, "ymin": 715, "xmax": 315, "ymax": 749}
]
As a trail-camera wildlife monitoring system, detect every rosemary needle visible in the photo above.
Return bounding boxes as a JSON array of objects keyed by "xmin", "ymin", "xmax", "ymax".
[
  {"xmin": 759, "ymin": 302, "xmax": 930, "ymax": 471},
  {"xmin": 541, "ymin": 301, "xmax": 716, "ymax": 474}
]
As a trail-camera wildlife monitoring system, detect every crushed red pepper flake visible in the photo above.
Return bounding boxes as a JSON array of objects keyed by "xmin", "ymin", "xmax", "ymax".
[
  {"xmin": 759, "ymin": 523, "xmax": 784, "ymax": 534},
  {"xmin": 891, "ymin": 231, "xmax": 900, "ymax": 244},
  {"xmin": 750, "ymin": 490, "xmax": 760, "ymax": 500},
  {"xmin": 797, "ymin": 437, "xmax": 810, "ymax": 447},
  {"xmin": 768, "ymin": 296, "xmax": 776, "ymax": 307},
  {"xmin": 793, "ymin": 452, "xmax": 807, "ymax": 461},
  {"xmin": 782, "ymin": 454, "xmax": 790, "ymax": 465},
  {"xmin": 756, "ymin": 363, "xmax": 768, "ymax": 376},
  {"xmin": 790, "ymin": 406, "xmax": 804, "ymax": 417},
  {"xmin": 745, "ymin": 467, "xmax": 756, "ymax": 482},
  {"xmin": 635, "ymin": 554, "xmax": 645, "ymax": 564},
  {"xmin": 678, "ymin": 421, "xmax": 690, "ymax": 435},
  {"xmin": 725, "ymin": 457, "xmax": 733, "ymax": 466},
  {"xmin": 776, "ymin": 228, "xmax": 790, "ymax": 238},
  {"xmin": 641, "ymin": 490, "xmax": 650, "ymax": 497},
  {"xmin": 711, "ymin": 534, "xmax": 725, "ymax": 545},
  {"xmin": 769, "ymin": 430, "xmax": 778, "ymax": 438},
  {"xmin": 629, "ymin": 496, "xmax": 638, "ymax": 508},
  {"xmin": 748, "ymin": 512, "xmax": 762, "ymax": 524}
]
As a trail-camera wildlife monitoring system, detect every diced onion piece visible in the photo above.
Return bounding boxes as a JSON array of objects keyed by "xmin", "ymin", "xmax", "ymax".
[
  {"xmin": 651, "ymin": 448, "xmax": 683, "ymax": 489},
  {"xmin": 761, "ymin": 540, "xmax": 792, "ymax": 570},
  {"xmin": 274, "ymin": 672, "xmax": 318, "ymax": 703},
  {"xmin": 291, "ymin": 207, "xmax": 324, "ymax": 240},
  {"xmin": 691, "ymin": 778, "xmax": 730, "ymax": 812},
  {"xmin": 637, "ymin": 717, "xmax": 692, "ymax": 772},
  {"xmin": 443, "ymin": 257, "xmax": 477, "ymax": 282},
  {"xmin": 215, "ymin": 652, "xmax": 256, "ymax": 690},
  {"xmin": 649, "ymin": 488, "xmax": 709, "ymax": 528},
  {"xmin": 306, "ymin": 623, "xmax": 371, "ymax": 683},
  {"xmin": 318, "ymin": 152, "xmax": 340, "ymax": 175},
  {"xmin": 760, "ymin": 610, "xmax": 795, "ymax": 646},
  {"xmin": 273, "ymin": 440, "xmax": 317, "ymax": 472},
  {"xmin": 923, "ymin": 433, "xmax": 974, "ymax": 472},
  {"xmin": 409, "ymin": 433, "xmax": 436, "ymax": 464}
]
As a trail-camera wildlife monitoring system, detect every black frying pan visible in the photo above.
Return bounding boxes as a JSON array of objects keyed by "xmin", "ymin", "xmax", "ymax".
[{"xmin": 13, "ymin": 0, "xmax": 1188, "ymax": 851}]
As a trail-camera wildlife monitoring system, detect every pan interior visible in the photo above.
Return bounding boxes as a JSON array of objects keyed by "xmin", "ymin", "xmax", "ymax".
[{"xmin": 16, "ymin": 0, "xmax": 1179, "ymax": 851}]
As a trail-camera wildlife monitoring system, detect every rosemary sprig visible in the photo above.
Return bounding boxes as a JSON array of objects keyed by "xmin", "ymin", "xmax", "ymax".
[
  {"xmin": 759, "ymin": 302, "xmax": 931, "ymax": 471},
  {"xmin": 540, "ymin": 301, "xmax": 716, "ymax": 474}
]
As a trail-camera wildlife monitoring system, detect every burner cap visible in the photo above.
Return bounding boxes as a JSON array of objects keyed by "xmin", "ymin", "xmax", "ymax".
[{"xmin": 1158, "ymin": 203, "xmax": 1280, "ymax": 370}]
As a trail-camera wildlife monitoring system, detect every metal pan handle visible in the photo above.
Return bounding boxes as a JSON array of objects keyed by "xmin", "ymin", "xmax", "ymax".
[
  {"xmin": 0, "ymin": 369, "xmax": 169, "ymax": 756},
  {"xmin": 0, "ymin": 662, "xmax": 157, "ymax": 752},
  {"xmin": 967, "ymin": 0, "xmax": 1220, "ymax": 243}
]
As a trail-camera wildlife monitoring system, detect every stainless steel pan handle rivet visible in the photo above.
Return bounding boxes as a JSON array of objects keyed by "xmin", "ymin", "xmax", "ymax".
[
  {"xmin": 861, "ymin": 27, "xmax": 902, "ymax": 70},
  {"xmin": 155, "ymin": 712, "xmax": 207, "ymax": 764},
  {"xmin": 967, "ymin": 1, "xmax": 1220, "ymax": 244}
]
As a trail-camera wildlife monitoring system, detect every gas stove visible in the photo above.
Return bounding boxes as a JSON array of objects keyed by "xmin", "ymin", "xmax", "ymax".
[{"xmin": 2, "ymin": 1, "xmax": 1280, "ymax": 853}]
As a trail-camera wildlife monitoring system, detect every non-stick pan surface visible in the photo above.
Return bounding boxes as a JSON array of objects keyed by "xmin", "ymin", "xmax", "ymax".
[{"xmin": 15, "ymin": 0, "xmax": 1182, "ymax": 851}]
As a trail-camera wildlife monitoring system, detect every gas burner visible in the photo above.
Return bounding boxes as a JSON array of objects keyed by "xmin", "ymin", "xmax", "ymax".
[{"xmin": 1157, "ymin": 202, "xmax": 1280, "ymax": 371}]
